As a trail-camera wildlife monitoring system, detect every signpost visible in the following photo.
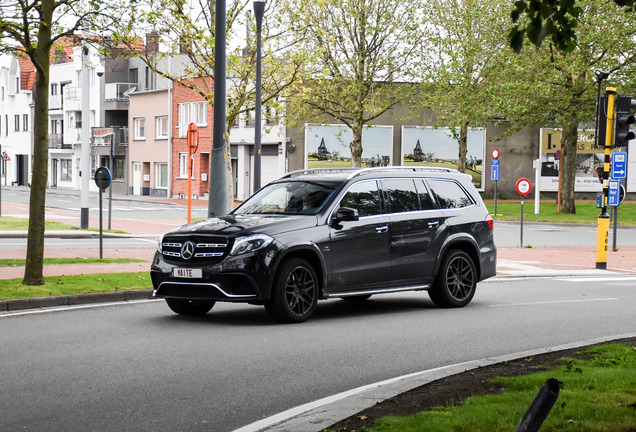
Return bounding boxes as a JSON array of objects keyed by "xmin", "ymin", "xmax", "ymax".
[
  {"xmin": 555, "ymin": 149, "xmax": 562, "ymax": 213},
  {"xmin": 187, "ymin": 123, "xmax": 199, "ymax": 223},
  {"xmin": 491, "ymin": 149, "xmax": 499, "ymax": 215},
  {"xmin": 94, "ymin": 167, "xmax": 112, "ymax": 260},
  {"xmin": 516, "ymin": 178, "xmax": 532, "ymax": 248}
]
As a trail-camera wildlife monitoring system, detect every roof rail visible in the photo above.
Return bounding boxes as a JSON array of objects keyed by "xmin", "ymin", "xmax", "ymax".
[{"xmin": 277, "ymin": 166, "xmax": 461, "ymax": 181}]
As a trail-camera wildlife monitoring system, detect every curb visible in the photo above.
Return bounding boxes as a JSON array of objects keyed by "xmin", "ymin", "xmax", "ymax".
[
  {"xmin": 236, "ymin": 333, "xmax": 636, "ymax": 432},
  {"xmin": 0, "ymin": 289, "xmax": 154, "ymax": 312}
]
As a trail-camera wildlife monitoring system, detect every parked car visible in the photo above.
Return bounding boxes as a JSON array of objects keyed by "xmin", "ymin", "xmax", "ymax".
[{"xmin": 150, "ymin": 167, "xmax": 496, "ymax": 323}]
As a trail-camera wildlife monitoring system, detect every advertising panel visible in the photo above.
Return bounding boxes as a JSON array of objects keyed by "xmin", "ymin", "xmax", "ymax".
[
  {"xmin": 400, "ymin": 126, "xmax": 485, "ymax": 190},
  {"xmin": 304, "ymin": 124, "xmax": 393, "ymax": 169}
]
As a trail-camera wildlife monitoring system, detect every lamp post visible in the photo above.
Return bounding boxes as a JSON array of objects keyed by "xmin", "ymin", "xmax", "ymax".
[
  {"xmin": 253, "ymin": 0, "xmax": 265, "ymax": 192},
  {"xmin": 80, "ymin": 22, "xmax": 91, "ymax": 229}
]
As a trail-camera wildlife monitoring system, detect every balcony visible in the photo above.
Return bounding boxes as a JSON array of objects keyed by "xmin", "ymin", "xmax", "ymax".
[
  {"xmin": 91, "ymin": 126, "xmax": 129, "ymax": 156},
  {"xmin": 49, "ymin": 133, "xmax": 71, "ymax": 150},
  {"xmin": 105, "ymin": 83, "xmax": 137, "ymax": 101},
  {"xmin": 49, "ymin": 94, "xmax": 63, "ymax": 110}
]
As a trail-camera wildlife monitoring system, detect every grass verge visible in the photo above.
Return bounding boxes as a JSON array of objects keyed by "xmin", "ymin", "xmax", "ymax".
[
  {"xmin": 0, "ymin": 272, "xmax": 152, "ymax": 300},
  {"xmin": 355, "ymin": 343, "xmax": 636, "ymax": 432},
  {"xmin": 0, "ymin": 216, "xmax": 128, "ymax": 233},
  {"xmin": 487, "ymin": 202, "xmax": 636, "ymax": 226},
  {"xmin": 0, "ymin": 258, "xmax": 145, "ymax": 267}
]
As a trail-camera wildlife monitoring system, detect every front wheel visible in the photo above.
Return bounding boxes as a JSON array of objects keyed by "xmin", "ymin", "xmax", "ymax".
[
  {"xmin": 265, "ymin": 258, "xmax": 318, "ymax": 323},
  {"xmin": 165, "ymin": 299, "xmax": 215, "ymax": 315},
  {"xmin": 429, "ymin": 249, "xmax": 476, "ymax": 308}
]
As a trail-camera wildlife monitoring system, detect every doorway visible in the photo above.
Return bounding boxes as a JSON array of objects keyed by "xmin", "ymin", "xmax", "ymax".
[{"xmin": 133, "ymin": 162, "xmax": 141, "ymax": 195}]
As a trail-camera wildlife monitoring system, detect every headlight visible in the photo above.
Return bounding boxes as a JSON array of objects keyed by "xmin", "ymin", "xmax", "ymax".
[{"xmin": 230, "ymin": 234, "xmax": 274, "ymax": 256}]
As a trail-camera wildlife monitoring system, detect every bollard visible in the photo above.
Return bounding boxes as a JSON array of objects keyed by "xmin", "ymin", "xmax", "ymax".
[{"xmin": 513, "ymin": 378, "xmax": 563, "ymax": 432}]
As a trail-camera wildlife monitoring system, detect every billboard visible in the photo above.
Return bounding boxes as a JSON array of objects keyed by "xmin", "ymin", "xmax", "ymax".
[
  {"xmin": 304, "ymin": 124, "xmax": 394, "ymax": 168},
  {"xmin": 400, "ymin": 126, "xmax": 485, "ymax": 190}
]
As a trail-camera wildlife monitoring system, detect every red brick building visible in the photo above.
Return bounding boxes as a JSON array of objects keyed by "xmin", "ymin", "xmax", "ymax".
[{"xmin": 171, "ymin": 78, "xmax": 214, "ymax": 198}]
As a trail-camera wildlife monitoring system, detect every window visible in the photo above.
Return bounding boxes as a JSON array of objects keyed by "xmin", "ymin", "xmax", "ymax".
[
  {"xmin": 415, "ymin": 180, "xmax": 435, "ymax": 210},
  {"xmin": 130, "ymin": 68, "xmax": 138, "ymax": 85},
  {"xmin": 156, "ymin": 116, "xmax": 168, "ymax": 139},
  {"xmin": 61, "ymin": 159, "xmax": 72, "ymax": 180},
  {"xmin": 178, "ymin": 102, "xmax": 207, "ymax": 137},
  {"xmin": 144, "ymin": 67, "xmax": 156, "ymax": 90},
  {"xmin": 51, "ymin": 83, "xmax": 58, "ymax": 95},
  {"xmin": 134, "ymin": 118, "xmax": 145, "ymax": 139},
  {"xmin": 428, "ymin": 180, "xmax": 473, "ymax": 209},
  {"xmin": 156, "ymin": 163, "xmax": 168, "ymax": 188},
  {"xmin": 70, "ymin": 111, "xmax": 81, "ymax": 129},
  {"xmin": 114, "ymin": 159, "xmax": 125, "ymax": 180},
  {"xmin": 23, "ymin": 114, "xmax": 28, "ymax": 131},
  {"xmin": 1, "ymin": 86, "xmax": 4, "ymax": 100},
  {"xmin": 179, "ymin": 153, "xmax": 188, "ymax": 177},
  {"xmin": 4, "ymin": 115, "xmax": 7, "ymax": 136},
  {"xmin": 383, "ymin": 179, "xmax": 420, "ymax": 213},
  {"xmin": 339, "ymin": 180, "xmax": 382, "ymax": 217},
  {"xmin": 16, "ymin": 77, "xmax": 20, "ymax": 93},
  {"xmin": 14, "ymin": 115, "xmax": 19, "ymax": 131}
]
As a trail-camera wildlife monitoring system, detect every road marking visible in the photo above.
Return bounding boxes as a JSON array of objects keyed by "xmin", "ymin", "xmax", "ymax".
[
  {"xmin": 561, "ymin": 276, "xmax": 636, "ymax": 282},
  {"xmin": 488, "ymin": 298, "xmax": 618, "ymax": 308},
  {"xmin": 0, "ymin": 299, "xmax": 161, "ymax": 318}
]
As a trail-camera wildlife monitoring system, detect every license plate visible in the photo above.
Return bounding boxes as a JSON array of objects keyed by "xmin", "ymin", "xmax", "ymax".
[{"xmin": 172, "ymin": 268, "xmax": 202, "ymax": 278}]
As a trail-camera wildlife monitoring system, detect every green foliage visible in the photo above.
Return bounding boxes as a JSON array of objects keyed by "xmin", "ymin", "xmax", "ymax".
[
  {"xmin": 369, "ymin": 344, "xmax": 636, "ymax": 431},
  {"xmin": 0, "ymin": 272, "xmax": 152, "ymax": 300}
]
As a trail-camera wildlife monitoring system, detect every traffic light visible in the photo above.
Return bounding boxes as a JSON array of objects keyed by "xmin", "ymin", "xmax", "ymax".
[{"xmin": 614, "ymin": 96, "xmax": 636, "ymax": 147}]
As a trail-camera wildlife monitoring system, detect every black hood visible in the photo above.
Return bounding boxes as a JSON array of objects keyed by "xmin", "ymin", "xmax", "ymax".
[{"xmin": 165, "ymin": 214, "xmax": 318, "ymax": 238}]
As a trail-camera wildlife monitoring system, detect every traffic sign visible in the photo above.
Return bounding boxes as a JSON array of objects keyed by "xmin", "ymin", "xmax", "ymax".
[
  {"xmin": 516, "ymin": 178, "xmax": 532, "ymax": 196},
  {"xmin": 608, "ymin": 179, "xmax": 620, "ymax": 206},
  {"xmin": 611, "ymin": 151, "xmax": 627, "ymax": 179},
  {"xmin": 555, "ymin": 149, "xmax": 562, "ymax": 160},
  {"xmin": 491, "ymin": 164, "xmax": 499, "ymax": 181},
  {"xmin": 491, "ymin": 159, "xmax": 499, "ymax": 165},
  {"xmin": 2, "ymin": 153, "xmax": 9, "ymax": 162},
  {"xmin": 94, "ymin": 166, "xmax": 111, "ymax": 191},
  {"xmin": 492, "ymin": 149, "xmax": 499, "ymax": 159}
]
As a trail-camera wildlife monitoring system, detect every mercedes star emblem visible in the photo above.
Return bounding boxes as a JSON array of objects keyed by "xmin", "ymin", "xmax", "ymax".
[{"xmin": 181, "ymin": 241, "xmax": 195, "ymax": 260}]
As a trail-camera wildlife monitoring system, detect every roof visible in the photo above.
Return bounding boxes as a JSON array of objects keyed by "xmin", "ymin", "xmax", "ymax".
[{"xmin": 17, "ymin": 57, "xmax": 36, "ymax": 91}]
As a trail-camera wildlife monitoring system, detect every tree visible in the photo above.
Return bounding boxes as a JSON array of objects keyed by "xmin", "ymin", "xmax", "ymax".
[
  {"xmin": 503, "ymin": 0, "xmax": 636, "ymax": 213},
  {"xmin": 417, "ymin": 0, "xmax": 513, "ymax": 173},
  {"xmin": 282, "ymin": 0, "xmax": 425, "ymax": 167},
  {"xmin": 0, "ymin": 0, "xmax": 97, "ymax": 285},
  {"xmin": 509, "ymin": 0, "xmax": 635, "ymax": 53},
  {"xmin": 105, "ymin": 0, "xmax": 304, "ymax": 211}
]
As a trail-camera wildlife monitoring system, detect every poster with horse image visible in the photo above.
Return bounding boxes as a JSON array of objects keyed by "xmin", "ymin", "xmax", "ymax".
[
  {"xmin": 401, "ymin": 126, "xmax": 485, "ymax": 190},
  {"xmin": 304, "ymin": 124, "xmax": 394, "ymax": 169}
]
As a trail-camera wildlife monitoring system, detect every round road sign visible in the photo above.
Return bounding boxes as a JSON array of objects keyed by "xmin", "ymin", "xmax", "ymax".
[
  {"xmin": 492, "ymin": 148, "xmax": 499, "ymax": 159},
  {"xmin": 555, "ymin": 149, "xmax": 562, "ymax": 160},
  {"xmin": 516, "ymin": 178, "xmax": 532, "ymax": 196},
  {"xmin": 94, "ymin": 166, "xmax": 111, "ymax": 191}
]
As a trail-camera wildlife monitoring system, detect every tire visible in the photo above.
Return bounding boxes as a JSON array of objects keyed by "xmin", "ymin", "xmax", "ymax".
[
  {"xmin": 265, "ymin": 258, "xmax": 318, "ymax": 323},
  {"xmin": 165, "ymin": 299, "xmax": 215, "ymax": 315},
  {"xmin": 429, "ymin": 249, "xmax": 476, "ymax": 308},
  {"xmin": 341, "ymin": 295, "xmax": 372, "ymax": 301}
]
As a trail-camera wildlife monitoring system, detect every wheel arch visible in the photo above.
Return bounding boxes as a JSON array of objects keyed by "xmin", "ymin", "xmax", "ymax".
[
  {"xmin": 272, "ymin": 244, "xmax": 327, "ymax": 298},
  {"xmin": 434, "ymin": 235, "xmax": 481, "ymax": 279}
]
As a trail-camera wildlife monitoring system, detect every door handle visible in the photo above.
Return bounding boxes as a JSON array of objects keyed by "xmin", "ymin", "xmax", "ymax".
[
  {"xmin": 375, "ymin": 225, "xmax": 388, "ymax": 233},
  {"xmin": 427, "ymin": 221, "xmax": 440, "ymax": 228}
]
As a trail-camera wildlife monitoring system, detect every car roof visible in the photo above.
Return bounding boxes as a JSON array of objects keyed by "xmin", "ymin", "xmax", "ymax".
[{"xmin": 276, "ymin": 167, "xmax": 467, "ymax": 183}]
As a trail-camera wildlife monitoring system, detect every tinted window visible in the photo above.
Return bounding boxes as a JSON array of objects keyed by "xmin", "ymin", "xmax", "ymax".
[
  {"xmin": 428, "ymin": 180, "xmax": 473, "ymax": 209},
  {"xmin": 340, "ymin": 180, "xmax": 382, "ymax": 216},
  {"xmin": 415, "ymin": 180, "xmax": 436, "ymax": 210},
  {"xmin": 234, "ymin": 181, "xmax": 338, "ymax": 215},
  {"xmin": 383, "ymin": 179, "xmax": 419, "ymax": 213}
]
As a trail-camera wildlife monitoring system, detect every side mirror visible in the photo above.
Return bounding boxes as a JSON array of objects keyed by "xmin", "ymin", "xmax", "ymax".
[{"xmin": 331, "ymin": 207, "xmax": 359, "ymax": 225}]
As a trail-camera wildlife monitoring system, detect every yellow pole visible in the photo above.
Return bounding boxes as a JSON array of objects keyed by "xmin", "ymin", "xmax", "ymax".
[{"xmin": 596, "ymin": 88, "xmax": 616, "ymax": 269}]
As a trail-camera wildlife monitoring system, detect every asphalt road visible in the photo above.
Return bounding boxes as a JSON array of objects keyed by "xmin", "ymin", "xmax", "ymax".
[
  {"xmin": 0, "ymin": 237, "xmax": 158, "ymax": 251},
  {"xmin": 1, "ymin": 275, "xmax": 634, "ymax": 432}
]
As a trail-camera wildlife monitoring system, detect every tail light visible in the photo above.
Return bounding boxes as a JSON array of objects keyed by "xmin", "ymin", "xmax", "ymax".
[{"xmin": 485, "ymin": 214, "xmax": 494, "ymax": 232}]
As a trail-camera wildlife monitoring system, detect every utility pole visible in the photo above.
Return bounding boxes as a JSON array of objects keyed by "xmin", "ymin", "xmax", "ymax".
[{"xmin": 80, "ymin": 22, "xmax": 91, "ymax": 229}]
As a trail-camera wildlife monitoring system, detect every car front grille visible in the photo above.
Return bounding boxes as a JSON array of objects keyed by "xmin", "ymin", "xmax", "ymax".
[{"xmin": 161, "ymin": 235, "xmax": 229, "ymax": 264}]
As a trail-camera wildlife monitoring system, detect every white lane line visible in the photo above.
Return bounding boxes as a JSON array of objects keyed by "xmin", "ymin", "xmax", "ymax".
[
  {"xmin": 562, "ymin": 276, "xmax": 636, "ymax": 282},
  {"xmin": 0, "ymin": 299, "xmax": 161, "ymax": 318},
  {"xmin": 488, "ymin": 298, "xmax": 618, "ymax": 308}
]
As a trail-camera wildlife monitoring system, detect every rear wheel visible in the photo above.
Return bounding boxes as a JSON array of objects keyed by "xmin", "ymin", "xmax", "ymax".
[
  {"xmin": 265, "ymin": 258, "xmax": 318, "ymax": 323},
  {"xmin": 165, "ymin": 299, "xmax": 215, "ymax": 315},
  {"xmin": 429, "ymin": 249, "xmax": 476, "ymax": 308}
]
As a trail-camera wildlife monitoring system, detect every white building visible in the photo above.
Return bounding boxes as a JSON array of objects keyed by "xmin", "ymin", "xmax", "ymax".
[{"xmin": 0, "ymin": 54, "xmax": 35, "ymax": 186}]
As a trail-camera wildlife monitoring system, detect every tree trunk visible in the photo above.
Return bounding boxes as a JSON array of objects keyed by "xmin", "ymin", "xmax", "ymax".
[
  {"xmin": 560, "ymin": 121, "xmax": 578, "ymax": 214},
  {"xmin": 350, "ymin": 119, "xmax": 363, "ymax": 167},
  {"xmin": 457, "ymin": 122, "xmax": 468, "ymax": 173},
  {"xmin": 23, "ymin": 3, "xmax": 53, "ymax": 285}
]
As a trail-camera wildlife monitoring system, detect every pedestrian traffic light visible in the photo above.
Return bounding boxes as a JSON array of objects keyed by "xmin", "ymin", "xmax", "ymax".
[{"xmin": 614, "ymin": 95, "xmax": 636, "ymax": 147}]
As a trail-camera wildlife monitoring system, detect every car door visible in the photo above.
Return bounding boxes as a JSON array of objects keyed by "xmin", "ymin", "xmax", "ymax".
[
  {"xmin": 328, "ymin": 180, "xmax": 392, "ymax": 291},
  {"xmin": 383, "ymin": 178, "xmax": 448, "ymax": 284}
]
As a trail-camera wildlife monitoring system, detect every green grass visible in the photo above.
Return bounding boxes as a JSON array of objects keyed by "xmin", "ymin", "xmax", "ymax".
[
  {"xmin": 0, "ymin": 258, "xmax": 145, "ymax": 267},
  {"xmin": 0, "ymin": 272, "xmax": 152, "ymax": 300},
  {"xmin": 0, "ymin": 216, "xmax": 127, "ymax": 233},
  {"xmin": 487, "ymin": 202, "xmax": 636, "ymax": 226},
  {"xmin": 360, "ymin": 343, "xmax": 636, "ymax": 432}
]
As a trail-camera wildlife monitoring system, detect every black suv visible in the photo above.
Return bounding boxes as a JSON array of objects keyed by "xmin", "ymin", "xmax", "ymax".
[{"xmin": 151, "ymin": 167, "xmax": 496, "ymax": 322}]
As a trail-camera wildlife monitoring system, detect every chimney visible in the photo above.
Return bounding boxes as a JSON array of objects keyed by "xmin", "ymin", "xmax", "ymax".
[{"xmin": 146, "ymin": 33, "xmax": 160, "ymax": 52}]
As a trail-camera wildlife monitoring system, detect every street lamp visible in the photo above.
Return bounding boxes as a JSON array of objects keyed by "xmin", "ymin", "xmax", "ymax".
[{"xmin": 253, "ymin": 0, "xmax": 265, "ymax": 192}]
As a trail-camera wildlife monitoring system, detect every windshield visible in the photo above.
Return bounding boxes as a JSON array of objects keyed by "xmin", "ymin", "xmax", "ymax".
[{"xmin": 233, "ymin": 181, "xmax": 340, "ymax": 215}]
